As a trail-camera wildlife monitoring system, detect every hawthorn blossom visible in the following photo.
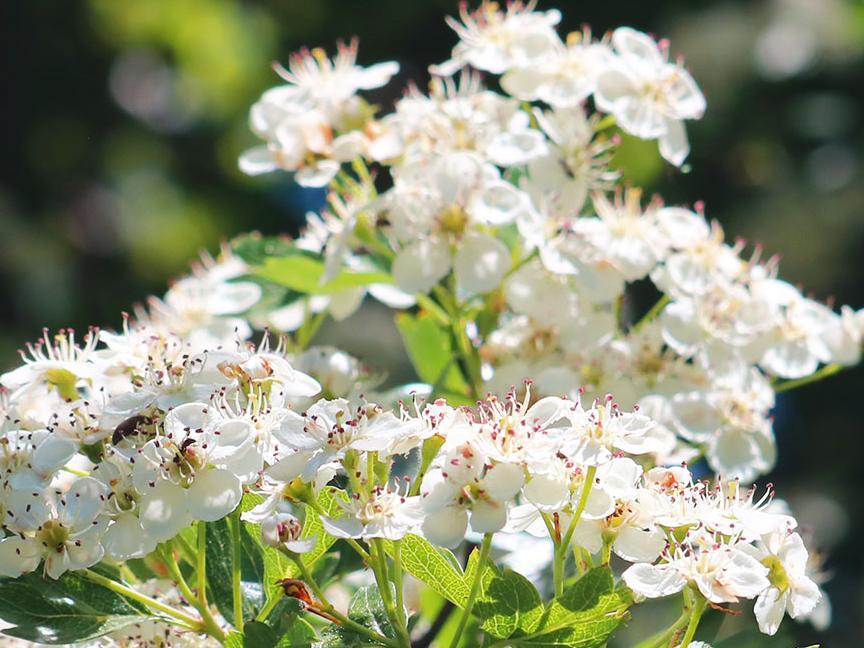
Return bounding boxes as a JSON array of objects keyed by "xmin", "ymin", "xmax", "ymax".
[
  {"xmin": 750, "ymin": 531, "xmax": 821, "ymax": 635},
  {"xmin": 594, "ymin": 27, "xmax": 706, "ymax": 165}
]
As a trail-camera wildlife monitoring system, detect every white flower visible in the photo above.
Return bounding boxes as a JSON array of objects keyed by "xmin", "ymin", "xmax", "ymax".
[
  {"xmin": 502, "ymin": 30, "xmax": 607, "ymax": 107},
  {"xmin": 268, "ymin": 399, "xmax": 412, "ymax": 485},
  {"xmin": 434, "ymin": 1, "xmax": 562, "ymax": 76},
  {"xmin": 623, "ymin": 539, "xmax": 769, "ymax": 604},
  {"xmin": 269, "ymin": 39, "xmax": 397, "ymax": 119},
  {"xmin": 751, "ymin": 279, "xmax": 835, "ymax": 379},
  {"xmin": 670, "ymin": 366, "xmax": 776, "ymax": 481},
  {"xmin": 571, "ymin": 459, "xmax": 666, "ymax": 563},
  {"xmin": 0, "ymin": 477, "xmax": 107, "ymax": 579},
  {"xmin": 322, "ymin": 487, "xmax": 423, "ymax": 541},
  {"xmin": 751, "ymin": 531, "xmax": 821, "ymax": 636},
  {"xmin": 594, "ymin": 27, "xmax": 706, "ymax": 166},
  {"xmin": 131, "ymin": 403, "xmax": 244, "ymax": 541},
  {"xmin": 1, "ymin": 329, "xmax": 98, "ymax": 401},
  {"xmin": 93, "ymin": 453, "xmax": 158, "ymax": 561},
  {"xmin": 261, "ymin": 512, "xmax": 317, "ymax": 553},
  {"xmin": 560, "ymin": 396, "xmax": 666, "ymax": 465}
]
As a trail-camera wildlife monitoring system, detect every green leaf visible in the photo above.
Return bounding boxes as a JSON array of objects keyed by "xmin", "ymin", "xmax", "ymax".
[
  {"xmin": 319, "ymin": 586, "xmax": 394, "ymax": 647},
  {"xmin": 513, "ymin": 568, "xmax": 631, "ymax": 648},
  {"xmin": 395, "ymin": 312, "xmax": 470, "ymax": 396},
  {"xmin": 231, "ymin": 234, "xmax": 300, "ymax": 266},
  {"xmin": 225, "ymin": 631, "xmax": 244, "ymax": 648},
  {"xmin": 0, "ymin": 571, "xmax": 149, "ymax": 645},
  {"xmin": 205, "ymin": 517, "xmax": 266, "ymax": 622},
  {"xmin": 387, "ymin": 534, "xmax": 469, "ymax": 607},
  {"xmin": 474, "ymin": 568, "xmax": 544, "ymax": 639},
  {"xmin": 242, "ymin": 620, "xmax": 278, "ymax": 648},
  {"xmin": 256, "ymin": 255, "xmax": 392, "ymax": 295}
]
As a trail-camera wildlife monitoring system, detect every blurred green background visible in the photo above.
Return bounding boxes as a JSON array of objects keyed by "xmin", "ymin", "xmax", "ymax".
[{"xmin": 3, "ymin": 0, "xmax": 864, "ymax": 645}]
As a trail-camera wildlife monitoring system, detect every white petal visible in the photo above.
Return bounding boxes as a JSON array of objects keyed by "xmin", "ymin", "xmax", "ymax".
[
  {"xmin": 104, "ymin": 514, "xmax": 154, "ymax": 561},
  {"xmin": 140, "ymin": 481, "xmax": 193, "ymax": 542},
  {"xmin": 421, "ymin": 507, "xmax": 468, "ymax": 548},
  {"xmin": 238, "ymin": 146, "xmax": 277, "ymax": 175},
  {"xmin": 392, "ymin": 239, "xmax": 451, "ymax": 294},
  {"xmin": 321, "ymin": 515, "xmax": 364, "ymax": 539},
  {"xmin": 622, "ymin": 563, "xmax": 686, "ymax": 598},
  {"xmin": 66, "ymin": 523, "xmax": 106, "ymax": 571},
  {"xmin": 788, "ymin": 577, "xmax": 821, "ymax": 619},
  {"xmin": 754, "ymin": 588, "xmax": 787, "ymax": 636},
  {"xmin": 187, "ymin": 468, "xmax": 242, "ymax": 522},
  {"xmin": 0, "ymin": 537, "xmax": 41, "ymax": 577},
  {"xmin": 454, "ymin": 232, "xmax": 511, "ymax": 295},
  {"xmin": 658, "ymin": 118, "xmax": 690, "ymax": 167},
  {"xmin": 480, "ymin": 463, "xmax": 524, "ymax": 502},
  {"xmin": 613, "ymin": 526, "xmax": 666, "ymax": 563},
  {"xmin": 31, "ymin": 436, "xmax": 78, "ymax": 477},
  {"xmin": 571, "ymin": 519, "xmax": 603, "ymax": 554},
  {"xmin": 524, "ymin": 474, "xmax": 570, "ymax": 512},
  {"xmin": 470, "ymin": 499, "xmax": 507, "ymax": 534},
  {"xmin": 62, "ymin": 477, "xmax": 105, "ymax": 531}
]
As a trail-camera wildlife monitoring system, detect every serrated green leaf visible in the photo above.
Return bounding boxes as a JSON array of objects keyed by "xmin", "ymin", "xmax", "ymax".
[
  {"xmin": 205, "ymin": 517, "xmax": 266, "ymax": 622},
  {"xmin": 0, "ymin": 571, "xmax": 149, "ymax": 645},
  {"xmin": 474, "ymin": 569, "xmax": 543, "ymax": 639},
  {"xmin": 511, "ymin": 568, "xmax": 631, "ymax": 648},
  {"xmin": 395, "ymin": 312, "xmax": 470, "ymax": 396},
  {"xmin": 256, "ymin": 255, "xmax": 392, "ymax": 295},
  {"xmin": 386, "ymin": 534, "xmax": 469, "ymax": 607}
]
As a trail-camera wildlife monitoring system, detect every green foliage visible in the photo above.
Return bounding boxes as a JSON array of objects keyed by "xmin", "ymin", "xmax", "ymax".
[
  {"xmin": 475, "ymin": 568, "xmax": 544, "ymax": 639},
  {"xmin": 255, "ymin": 255, "xmax": 392, "ymax": 295},
  {"xmin": 0, "ymin": 571, "xmax": 149, "ymax": 645},
  {"xmin": 395, "ymin": 311, "xmax": 471, "ymax": 397},
  {"xmin": 386, "ymin": 534, "xmax": 469, "ymax": 607},
  {"xmin": 509, "ymin": 568, "xmax": 632, "ymax": 647}
]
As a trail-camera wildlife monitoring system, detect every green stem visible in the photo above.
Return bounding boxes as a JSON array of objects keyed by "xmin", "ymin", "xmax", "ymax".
[
  {"xmin": 392, "ymin": 540, "xmax": 409, "ymax": 635},
  {"xmin": 162, "ymin": 543, "xmax": 225, "ymax": 642},
  {"xmin": 452, "ymin": 317, "xmax": 483, "ymax": 399},
  {"xmin": 174, "ymin": 533, "xmax": 197, "ymax": 567},
  {"xmin": 255, "ymin": 595, "xmax": 280, "ymax": 623},
  {"xmin": 680, "ymin": 596, "xmax": 707, "ymax": 646},
  {"xmin": 633, "ymin": 294, "xmax": 670, "ymax": 332},
  {"xmin": 196, "ymin": 522, "xmax": 208, "ymax": 610},
  {"xmin": 288, "ymin": 554, "xmax": 399, "ymax": 647},
  {"xmin": 230, "ymin": 511, "xmax": 244, "ymax": 631},
  {"xmin": 447, "ymin": 533, "xmax": 493, "ymax": 648},
  {"xmin": 555, "ymin": 465, "xmax": 597, "ymax": 596},
  {"xmin": 773, "ymin": 363, "xmax": 843, "ymax": 393},
  {"xmin": 60, "ymin": 465, "xmax": 90, "ymax": 477},
  {"xmin": 81, "ymin": 569, "xmax": 201, "ymax": 631},
  {"xmin": 371, "ymin": 539, "xmax": 410, "ymax": 648},
  {"xmin": 600, "ymin": 539, "xmax": 612, "ymax": 566},
  {"xmin": 296, "ymin": 308, "xmax": 327, "ymax": 350}
]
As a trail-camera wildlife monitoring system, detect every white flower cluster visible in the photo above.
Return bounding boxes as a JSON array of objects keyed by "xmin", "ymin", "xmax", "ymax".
[
  {"xmin": 241, "ymin": 1, "xmax": 864, "ymax": 483},
  {"xmin": 0, "ymin": 2, "xmax": 856, "ymax": 646},
  {"xmin": 0, "ymin": 252, "xmax": 826, "ymax": 638}
]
